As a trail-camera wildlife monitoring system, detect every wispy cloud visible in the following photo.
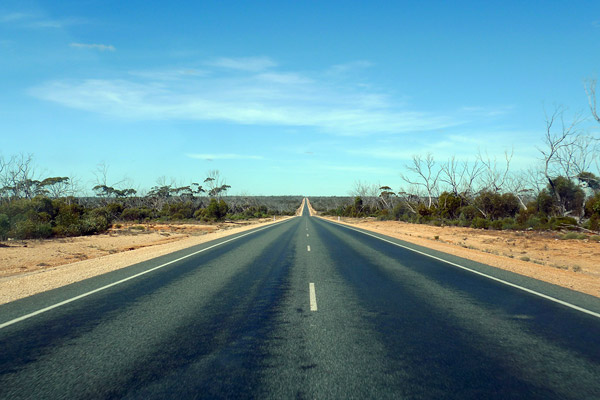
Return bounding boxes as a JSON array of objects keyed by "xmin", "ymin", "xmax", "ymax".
[
  {"xmin": 206, "ymin": 56, "xmax": 277, "ymax": 72},
  {"xmin": 70, "ymin": 43, "xmax": 115, "ymax": 51},
  {"xmin": 327, "ymin": 60, "xmax": 373, "ymax": 75},
  {"xmin": 30, "ymin": 58, "xmax": 465, "ymax": 136},
  {"xmin": 129, "ymin": 68, "xmax": 205, "ymax": 80},
  {"xmin": 345, "ymin": 129, "xmax": 538, "ymax": 167},
  {"xmin": 0, "ymin": 12, "xmax": 31, "ymax": 23},
  {"xmin": 187, "ymin": 153, "xmax": 264, "ymax": 161},
  {"xmin": 1, "ymin": 12, "xmax": 84, "ymax": 29},
  {"xmin": 460, "ymin": 105, "xmax": 514, "ymax": 117}
]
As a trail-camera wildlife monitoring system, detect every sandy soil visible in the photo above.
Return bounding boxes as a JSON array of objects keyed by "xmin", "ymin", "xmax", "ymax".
[{"xmin": 0, "ymin": 217, "xmax": 292, "ymax": 305}]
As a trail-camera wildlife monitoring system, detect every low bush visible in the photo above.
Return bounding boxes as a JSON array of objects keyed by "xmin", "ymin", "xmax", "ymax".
[
  {"xmin": 549, "ymin": 216, "xmax": 579, "ymax": 230},
  {"xmin": 0, "ymin": 213, "xmax": 10, "ymax": 240},
  {"xmin": 13, "ymin": 219, "xmax": 52, "ymax": 239},
  {"xmin": 489, "ymin": 220, "xmax": 503, "ymax": 230},
  {"xmin": 559, "ymin": 232, "xmax": 587, "ymax": 240},
  {"xmin": 471, "ymin": 217, "xmax": 489, "ymax": 229},
  {"xmin": 501, "ymin": 217, "xmax": 516, "ymax": 230},
  {"xmin": 121, "ymin": 207, "xmax": 153, "ymax": 222},
  {"xmin": 586, "ymin": 214, "xmax": 599, "ymax": 232}
]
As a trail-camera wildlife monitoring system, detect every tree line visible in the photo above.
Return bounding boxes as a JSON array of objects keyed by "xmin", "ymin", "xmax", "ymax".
[
  {"xmin": 0, "ymin": 160, "xmax": 301, "ymax": 240},
  {"xmin": 316, "ymin": 80, "xmax": 600, "ymax": 233}
]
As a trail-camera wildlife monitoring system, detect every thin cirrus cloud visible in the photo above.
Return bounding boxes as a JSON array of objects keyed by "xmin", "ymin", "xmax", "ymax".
[
  {"xmin": 187, "ymin": 153, "xmax": 265, "ymax": 161},
  {"xmin": 0, "ymin": 12, "xmax": 31, "ymax": 22},
  {"xmin": 70, "ymin": 43, "xmax": 115, "ymax": 51},
  {"xmin": 30, "ymin": 57, "xmax": 462, "ymax": 136},
  {"xmin": 0, "ymin": 12, "xmax": 84, "ymax": 28},
  {"xmin": 206, "ymin": 56, "xmax": 278, "ymax": 72}
]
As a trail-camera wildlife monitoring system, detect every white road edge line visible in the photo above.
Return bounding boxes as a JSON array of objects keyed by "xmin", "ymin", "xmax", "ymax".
[
  {"xmin": 309, "ymin": 282, "xmax": 318, "ymax": 311},
  {"xmin": 0, "ymin": 218, "xmax": 296, "ymax": 330},
  {"xmin": 321, "ymin": 218, "xmax": 600, "ymax": 319}
]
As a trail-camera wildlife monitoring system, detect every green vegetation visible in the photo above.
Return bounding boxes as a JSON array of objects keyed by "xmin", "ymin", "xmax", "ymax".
[
  {"xmin": 312, "ymin": 169, "xmax": 600, "ymax": 235},
  {"xmin": 0, "ymin": 158, "xmax": 301, "ymax": 240}
]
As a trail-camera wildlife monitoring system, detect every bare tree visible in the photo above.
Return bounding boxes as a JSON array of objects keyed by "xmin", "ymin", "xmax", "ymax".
[
  {"xmin": 401, "ymin": 154, "xmax": 441, "ymax": 208},
  {"xmin": 378, "ymin": 186, "xmax": 396, "ymax": 211},
  {"xmin": 350, "ymin": 180, "xmax": 380, "ymax": 210},
  {"xmin": 506, "ymin": 172, "xmax": 536, "ymax": 210},
  {"xmin": 585, "ymin": 78, "xmax": 600, "ymax": 124},
  {"xmin": 440, "ymin": 156, "xmax": 484, "ymax": 196},
  {"xmin": 395, "ymin": 187, "xmax": 418, "ymax": 215},
  {"xmin": 477, "ymin": 149, "xmax": 513, "ymax": 193},
  {"xmin": 538, "ymin": 106, "xmax": 585, "ymax": 215},
  {"xmin": 92, "ymin": 162, "xmax": 132, "ymax": 199},
  {"xmin": 40, "ymin": 177, "xmax": 70, "ymax": 198},
  {"xmin": 0, "ymin": 153, "xmax": 39, "ymax": 200},
  {"xmin": 204, "ymin": 170, "xmax": 230, "ymax": 198}
]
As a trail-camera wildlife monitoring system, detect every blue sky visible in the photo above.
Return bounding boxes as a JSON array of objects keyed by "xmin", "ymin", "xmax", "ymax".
[{"xmin": 1, "ymin": 0, "xmax": 599, "ymax": 195}]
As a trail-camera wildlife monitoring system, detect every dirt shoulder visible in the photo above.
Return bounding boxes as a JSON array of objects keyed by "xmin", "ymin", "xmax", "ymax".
[
  {"xmin": 0, "ymin": 217, "xmax": 292, "ymax": 305},
  {"xmin": 317, "ymin": 215, "xmax": 600, "ymax": 298}
]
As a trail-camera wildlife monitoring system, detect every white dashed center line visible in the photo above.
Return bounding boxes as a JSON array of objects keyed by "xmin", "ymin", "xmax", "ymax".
[
  {"xmin": 309, "ymin": 283, "xmax": 318, "ymax": 311},
  {"xmin": 307, "ymin": 245, "xmax": 311, "ymax": 252}
]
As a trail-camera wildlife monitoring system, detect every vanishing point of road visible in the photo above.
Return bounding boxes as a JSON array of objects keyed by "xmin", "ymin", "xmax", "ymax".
[{"xmin": 1, "ymin": 200, "xmax": 600, "ymax": 399}]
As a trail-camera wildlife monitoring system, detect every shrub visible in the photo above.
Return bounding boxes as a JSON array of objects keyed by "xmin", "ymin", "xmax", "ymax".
[
  {"xmin": 516, "ymin": 203, "xmax": 537, "ymax": 225},
  {"xmin": 54, "ymin": 203, "xmax": 84, "ymax": 235},
  {"xmin": 161, "ymin": 201, "xmax": 196, "ymax": 220},
  {"xmin": 548, "ymin": 176, "xmax": 585, "ymax": 217},
  {"xmin": 205, "ymin": 199, "xmax": 229, "ymax": 221},
  {"xmin": 559, "ymin": 232, "xmax": 578, "ymax": 240},
  {"xmin": 535, "ymin": 190, "xmax": 555, "ymax": 216},
  {"xmin": 0, "ymin": 213, "xmax": 10, "ymax": 240},
  {"xmin": 559, "ymin": 232, "xmax": 586, "ymax": 240},
  {"xmin": 501, "ymin": 217, "xmax": 516, "ymax": 230},
  {"xmin": 81, "ymin": 214, "xmax": 110, "ymax": 234},
  {"xmin": 587, "ymin": 214, "xmax": 599, "ymax": 232},
  {"xmin": 12, "ymin": 219, "xmax": 52, "ymax": 239},
  {"xmin": 193, "ymin": 208, "xmax": 207, "ymax": 220},
  {"xmin": 105, "ymin": 202, "xmax": 124, "ymax": 220},
  {"xmin": 584, "ymin": 193, "xmax": 600, "ymax": 218},
  {"xmin": 392, "ymin": 202, "xmax": 414, "ymax": 220},
  {"xmin": 437, "ymin": 192, "xmax": 464, "ymax": 219},
  {"xmin": 474, "ymin": 191, "xmax": 520, "ymax": 220},
  {"xmin": 549, "ymin": 216, "xmax": 578, "ymax": 230},
  {"xmin": 490, "ymin": 220, "xmax": 503, "ymax": 230},
  {"xmin": 471, "ymin": 217, "xmax": 489, "ymax": 229},
  {"xmin": 458, "ymin": 205, "xmax": 479, "ymax": 222},
  {"xmin": 417, "ymin": 203, "xmax": 434, "ymax": 217},
  {"xmin": 121, "ymin": 207, "xmax": 153, "ymax": 222},
  {"xmin": 522, "ymin": 216, "xmax": 545, "ymax": 230}
]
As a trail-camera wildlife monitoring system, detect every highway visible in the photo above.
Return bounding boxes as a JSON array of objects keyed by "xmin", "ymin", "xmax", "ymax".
[{"xmin": 1, "ymin": 201, "xmax": 600, "ymax": 399}]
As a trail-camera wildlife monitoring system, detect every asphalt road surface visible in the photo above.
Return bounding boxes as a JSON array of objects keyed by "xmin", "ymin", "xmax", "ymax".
[{"xmin": 2, "ymin": 202, "xmax": 600, "ymax": 399}]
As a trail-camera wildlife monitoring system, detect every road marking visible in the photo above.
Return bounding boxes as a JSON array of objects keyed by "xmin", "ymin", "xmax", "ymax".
[
  {"xmin": 322, "ymin": 218, "xmax": 600, "ymax": 320},
  {"xmin": 307, "ymin": 245, "xmax": 311, "ymax": 252},
  {"xmin": 309, "ymin": 283, "xmax": 318, "ymax": 311},
  {"xmin": 0, "ymin": 217, "xmax": 297, "ymax": 330},
  {"xmin": 307, "ymin": 234, "xmax": 309, "ymax": 237}
]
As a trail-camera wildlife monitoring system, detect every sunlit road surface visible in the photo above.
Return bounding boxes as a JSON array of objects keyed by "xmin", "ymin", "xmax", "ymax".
[{"xmin": 2, "ymin": 203, "xmax": 600, "ymax": 399}]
